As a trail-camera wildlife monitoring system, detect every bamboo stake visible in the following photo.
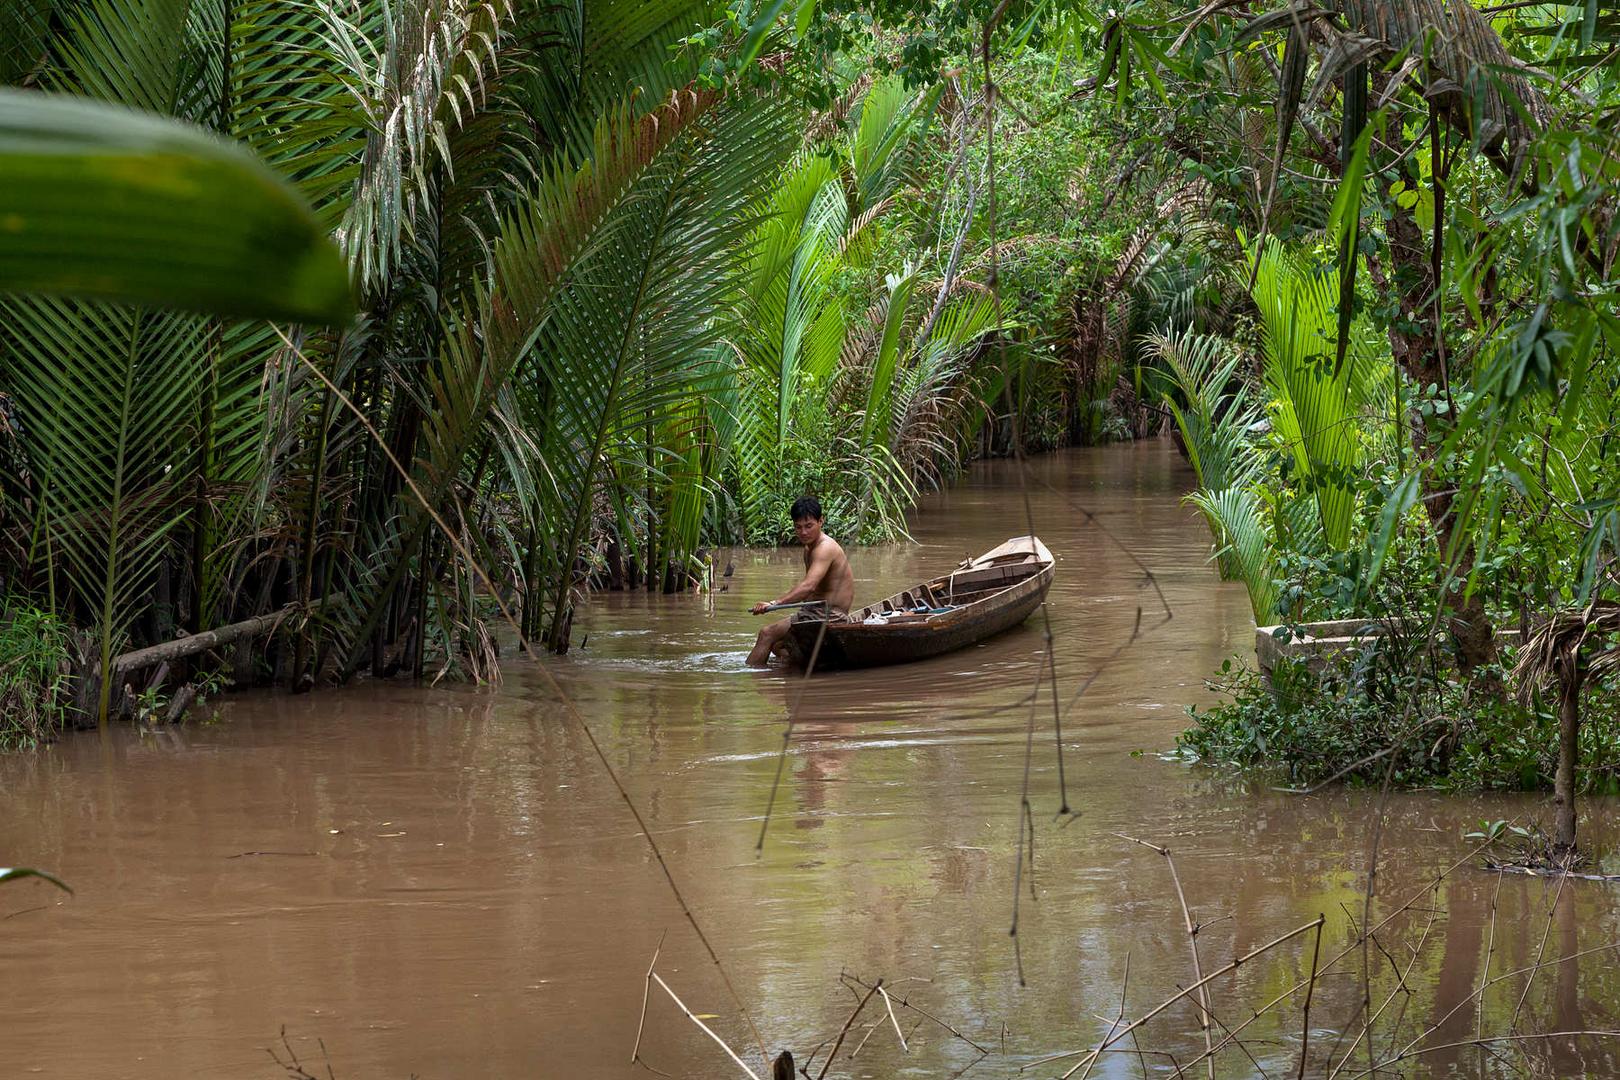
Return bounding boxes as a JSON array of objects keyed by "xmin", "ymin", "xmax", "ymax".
[{"xmin": 649, "ymin": 973, "xmax": 760, "ymax": 1080}]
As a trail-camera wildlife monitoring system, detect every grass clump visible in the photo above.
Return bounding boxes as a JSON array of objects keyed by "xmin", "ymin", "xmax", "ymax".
[{"xmin": 0, "ymin": 605, "xmax": 75, "ymax": 749}]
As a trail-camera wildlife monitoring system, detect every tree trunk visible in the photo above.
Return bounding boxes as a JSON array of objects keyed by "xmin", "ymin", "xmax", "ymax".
[
  {"xmin": 1553, "ymin": 657, "xmax": 1580, "ymax": 853},
  {"xmin": 1383, "ymin": 189, "xmax": 1499, "ymax": 682}
]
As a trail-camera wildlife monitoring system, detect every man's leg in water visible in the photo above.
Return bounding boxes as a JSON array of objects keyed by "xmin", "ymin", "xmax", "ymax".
[{"xmin": 747, "ymin": 617, "xmax": 791, "ymax": 667}]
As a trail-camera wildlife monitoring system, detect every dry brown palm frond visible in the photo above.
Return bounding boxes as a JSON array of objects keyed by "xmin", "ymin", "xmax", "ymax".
[
  {"xmin": 803, "ymin": 72, "xmax": 875, "ymax": 145},
  {"xmin": 838, "ymin": 197, "xmax": 894, "ymax": 257},
  {"xmin": 1513, "ymin": 601, "xmax": 1620, "ymax": 703},
  {"xmin": 1338, "ymin": 0, "xmax": 1549, "ymax": 160},
  {"xmin": 959, "ymin": 233, "xmax": 1066, "ymax": 275},
  {"xmin": 915, "ymin": 277, "xmax": 993, "ymax": 305}
]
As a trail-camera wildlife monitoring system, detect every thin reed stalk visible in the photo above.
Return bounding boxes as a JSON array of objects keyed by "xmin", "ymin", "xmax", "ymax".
[
  {"xmin": 1114, "ymin": 834, "xmax": 1214, "ymax": 1076},
  {"xmin": 1055, "ymin": 916, "xmax": 1327, "ymax": 1079},
  {"xmin": 650, "ymin": 972, "xmax": 761, "ymax": 1080}
]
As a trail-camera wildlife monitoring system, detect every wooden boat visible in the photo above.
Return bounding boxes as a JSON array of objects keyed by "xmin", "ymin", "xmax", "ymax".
[{"xmin": 786, "ymin": 536, "xmax": 1054, "ymax": 670}]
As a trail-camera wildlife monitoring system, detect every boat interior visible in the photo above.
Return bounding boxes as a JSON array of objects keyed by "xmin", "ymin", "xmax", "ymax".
[{"xmin": 843, "ymin": 545, "xmax": 1050, "ymax": 625}]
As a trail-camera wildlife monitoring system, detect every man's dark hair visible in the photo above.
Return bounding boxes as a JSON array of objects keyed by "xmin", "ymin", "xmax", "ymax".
[{"xmin": 790, "ymin": 495, "xmax": 823, "ymax": 522}]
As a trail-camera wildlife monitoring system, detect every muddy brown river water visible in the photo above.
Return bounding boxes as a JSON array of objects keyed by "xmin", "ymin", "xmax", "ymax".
[{"xmin": 5, "ymin": 441, "xmax": 1620, "ymax": 1078}]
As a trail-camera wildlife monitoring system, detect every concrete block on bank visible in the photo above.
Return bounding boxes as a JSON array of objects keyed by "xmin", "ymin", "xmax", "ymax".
[{"xmin": 1255, "ymin": 619, "xmax": 1521, "ymax": 674}]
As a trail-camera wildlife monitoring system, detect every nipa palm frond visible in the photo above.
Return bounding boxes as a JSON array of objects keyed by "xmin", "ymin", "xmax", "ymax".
[
  {"xmin": 0, "ymin": 296, "xmax": 210, "ymax": 718},
  {"xmin": 1187, "ymin": 485, "xmax": 1278, "ymax": 623}
]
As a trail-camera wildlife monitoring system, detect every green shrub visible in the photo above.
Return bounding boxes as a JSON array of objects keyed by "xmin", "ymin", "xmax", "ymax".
[
  {"xmin": 0, "ymin": 605, "xmax": 75, "ymax": 749},
  {"xmin": 1179, "ymin": 651, "xmax": 1620, "ymax": 794}
]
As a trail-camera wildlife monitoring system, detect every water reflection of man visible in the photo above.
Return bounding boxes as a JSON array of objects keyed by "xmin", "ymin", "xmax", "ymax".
[{"xmin": 747, "ymin": 496, "xmax": 855, "ymax": 667}]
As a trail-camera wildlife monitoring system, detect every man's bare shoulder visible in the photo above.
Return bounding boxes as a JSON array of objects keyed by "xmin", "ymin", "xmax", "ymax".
[{"xmin": 817, "ymin": 534, "xmax": 849, "ymax": 561}]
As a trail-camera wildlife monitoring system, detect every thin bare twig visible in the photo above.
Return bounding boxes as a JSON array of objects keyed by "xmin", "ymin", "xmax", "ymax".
[
  {"xmin": 1510, "ymin": 868, "xmax": 1571, "ymax": 1032},
  {"xmin": 1296, "ymin": 915, "xmax": 1325, "ymax": 1080},
  {"xmin": 842, "ymin": 973, "xmax": 989, "ymax": 1054},
  {"xmin": 649, "ymin": 972, "xmax": 760, "ymax": 1080},
  {"xmin": 1056, "ymin": 917, "xmax": 1327, "ymax": 1079},
  {"xmin": 816, "ymin": 980, "xmax": 881, "ymax": 1080},
  {"xmin": 1396, "ymin": 942, "xmax": 1620, "ymax": 1061},
  {"xmin": 1114, "ymin": 834, "xmax": 1214, "ymax": 1076},
  {"xmin": 1346, "ymin": 1031, "xmax": 1620, "ymax": 1078},
  {"xmin": 1478, "ymin": 872, "xmax": 1504, "ymax": 1072},
  {"xmin": 631, "ymin": 930, "xmax": 668, "ymax": 1067},
  {"xmin": 878, "ymin": 984, "xmax": 909, "ymax": 1053},
  {"xmin": 1075, "ymin": 954, "xmax": 1131, "ymax": 1080}
]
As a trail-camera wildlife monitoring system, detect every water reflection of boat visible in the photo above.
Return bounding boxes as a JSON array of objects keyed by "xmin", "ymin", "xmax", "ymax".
[{"xmin": 786, "ymin": 536, "xmax": 1054, "ymax": 670}]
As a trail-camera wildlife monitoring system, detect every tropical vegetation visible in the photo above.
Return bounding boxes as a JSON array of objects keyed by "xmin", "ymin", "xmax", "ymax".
[
  {"xmin": 0, "ymin": 0, "xmax": 1137, "ymax": 736},
  {"xmin": 3, "ymin": 0, "xmax": 1620, "ymax": 862}
]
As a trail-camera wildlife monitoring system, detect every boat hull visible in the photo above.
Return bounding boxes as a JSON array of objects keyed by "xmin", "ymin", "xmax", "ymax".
[{"xmin": 786, "ymin": 542, "xmax": 1053, "ymax": 670}]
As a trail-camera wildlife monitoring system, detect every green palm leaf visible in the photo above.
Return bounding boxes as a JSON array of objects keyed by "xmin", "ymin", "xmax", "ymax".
[
  {"xmin": 1188, "ymin": 486, "xmax": 1278, "ymax": 622},
  {"xmin": 0, "ymin": 90, "xmax": 352, "ymax": 322},
  {"xmin": 846, "ymin": 73, "xmax": 939, "ymax": 214},
  {"xmin": 1, "ymin": 297, "xmax": 211, "ymax": 719},
  {"xmin": 526, "ymin": 95, "xmax": 794, "ymax": 646},
  {"xmin": 1145, "ymin": 327, "xmax": 1262, "ymax": 498},
  {"xmin": 1248, "ymin": 236, "xmax": 1381, "ymax": 551},
  {"xmin": 326, "ymin": 87, "xmax": 752, "ymax": 666}
]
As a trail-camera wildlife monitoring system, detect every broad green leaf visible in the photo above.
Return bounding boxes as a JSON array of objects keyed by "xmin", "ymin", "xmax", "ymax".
[
  {"xmin": 738, "ymin": 0, "xmax": 795, "ymax": 71},
  {"xmin": 1363, "ymin": 472, "xmax": 1421, "ymax": 599},
  {"xmin": 0, "ymin": 89, "xmax": 352, "ymax": 324}
]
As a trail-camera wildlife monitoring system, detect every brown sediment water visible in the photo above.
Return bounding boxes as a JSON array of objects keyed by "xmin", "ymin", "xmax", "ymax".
[{"xmin": 4, "ymin": 440, "xmax": 1619, "ymax": 1079}]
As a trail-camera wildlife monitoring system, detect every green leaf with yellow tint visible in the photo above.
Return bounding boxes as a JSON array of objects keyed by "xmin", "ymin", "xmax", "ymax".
[{"xmin": 0, "ymin": 89, "xmax": 351, "ymax": 324}]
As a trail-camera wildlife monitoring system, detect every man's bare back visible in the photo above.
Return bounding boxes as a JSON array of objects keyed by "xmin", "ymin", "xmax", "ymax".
[{"xmin": 803, "ymin": 533, "xmax": 855, "ymax": 614}]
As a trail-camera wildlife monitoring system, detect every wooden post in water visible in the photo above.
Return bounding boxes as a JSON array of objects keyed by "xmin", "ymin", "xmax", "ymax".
[{"xmin": 771, "ymin": 1050, "xmax": 793, "ymax": 1080}]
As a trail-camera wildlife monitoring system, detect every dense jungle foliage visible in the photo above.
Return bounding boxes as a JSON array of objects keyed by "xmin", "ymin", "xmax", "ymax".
[
  {"xmin": 2, "ymin": 0, "xmax": 1619, "ymax": 846},
  {"xmin": 0, "ymin": 0, "xmax": 1178, "ymax": 738}
]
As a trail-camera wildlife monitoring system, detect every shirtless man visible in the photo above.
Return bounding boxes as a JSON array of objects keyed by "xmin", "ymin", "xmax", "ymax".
[{"xmin": 746, "ymin": 496, "xmax": 855, "ymax": 667}]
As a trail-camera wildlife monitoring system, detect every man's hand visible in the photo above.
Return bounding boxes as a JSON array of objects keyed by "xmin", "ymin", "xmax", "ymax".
[{"xmin": 751, "ymin": 601, "xmax": 773, "ymax": 615}]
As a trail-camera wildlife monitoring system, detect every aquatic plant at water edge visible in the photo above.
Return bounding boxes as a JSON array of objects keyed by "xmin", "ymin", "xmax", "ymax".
[{"xmin": 0, "ymin": 605, "xmax": 74, "ymax": 749}]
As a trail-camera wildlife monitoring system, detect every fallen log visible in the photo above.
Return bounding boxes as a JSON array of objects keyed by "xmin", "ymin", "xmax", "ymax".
[{"xmin": 110, "ymin": 602, "xmax": 321, "ymax": 678}]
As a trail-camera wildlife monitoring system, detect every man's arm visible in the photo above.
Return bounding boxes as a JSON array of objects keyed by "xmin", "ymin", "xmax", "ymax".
[{"xmin": 751, "ymin": 546, "xmax": 833, "ymax": 613}]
